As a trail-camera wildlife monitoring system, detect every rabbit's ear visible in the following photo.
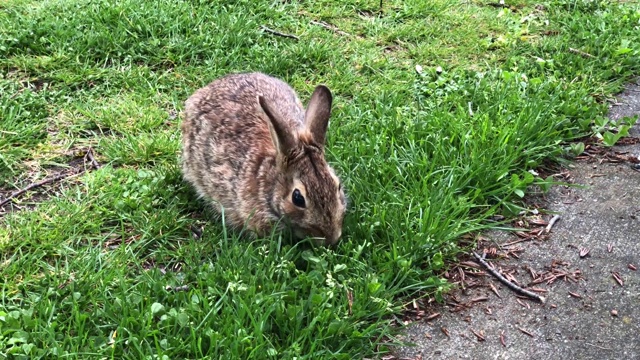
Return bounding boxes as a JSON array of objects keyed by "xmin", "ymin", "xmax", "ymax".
[
  {"xmin": 304, "ymin": 85, "xmax": 332, "ymax": 146},
  {"xmin": 259, "ymin": 95, "xmax": 297, "ymax": 158}
]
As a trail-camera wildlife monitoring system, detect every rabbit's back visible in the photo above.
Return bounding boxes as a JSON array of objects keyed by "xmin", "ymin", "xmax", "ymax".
[
  {"xmin": 184, "ymin": 73, "xmax": 305, "ymax": 133},
  {"xmin": 181, "ymin": 73, "xmax": 303, "ymax": 227}
]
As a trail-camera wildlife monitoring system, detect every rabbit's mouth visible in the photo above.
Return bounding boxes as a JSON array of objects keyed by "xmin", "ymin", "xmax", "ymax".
[
  {"xmin": 293, "ymin": 226, "xmax": 341, "ymax": 246},
  {"xmin": 292, "ymin": 227, "xmax": 317, "ymax": 240}
]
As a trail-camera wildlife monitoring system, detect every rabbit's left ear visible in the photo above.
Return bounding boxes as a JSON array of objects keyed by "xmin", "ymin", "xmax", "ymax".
[
  {"xmin": 304, "ymin": 85, "xmax": 332, "ymax": 146},
  {"xmin": 259, "ymin": 95, "xmax": 298, "ymax": 158}
]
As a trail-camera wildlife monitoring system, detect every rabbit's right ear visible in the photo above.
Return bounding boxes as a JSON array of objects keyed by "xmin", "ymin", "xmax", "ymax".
[{"xmin": 258, "ymin": 95, "xmax": 297, "ymax": 159}]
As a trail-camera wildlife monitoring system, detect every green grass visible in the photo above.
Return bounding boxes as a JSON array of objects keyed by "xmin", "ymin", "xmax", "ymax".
[{"xmin": 1, "ymin": 0, "xmax": 639, "ymax": 358}]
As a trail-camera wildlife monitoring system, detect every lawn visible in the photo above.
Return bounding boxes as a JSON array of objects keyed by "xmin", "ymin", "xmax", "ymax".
[{"xmin": 1, "ymin": 0, "xmax": 639, "ymax": 358}]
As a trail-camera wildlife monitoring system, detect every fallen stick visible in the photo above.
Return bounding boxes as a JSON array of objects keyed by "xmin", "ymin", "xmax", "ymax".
[
  {"xmin": 585, "ymin": 342, "xmax": 613, "ymax": 351},
  {"xmin": 0, "ymin": 170, "xmax": 83, "ymax": 208},
  {"xmin": 470, "ymin": 328, "xmax": 485, "ymax": 341},
  {"xmin": 501, "ymin": 237, "xmax": 532, "ymax": 247},
  {"xmin": 310, "ymin": 20, "xmax": 351, "ymax": 37},
  {"xmin": 568, "ymin": 47, "xmax": 595, "ymax": 58},
  {"xmin": 260, "ymin": 25, "xmax": 299, "ymax": 40},
  {"xmin": 544, "ymin": 215, "xmax": 560, "ymax": 234},
  {"xmin": 85, "ymin": 147, "xmax": 101, "ymax": 169},
  {"xmin": 0, "ymin": 149, "xmax": 99, "ymax": 208},
  {"xmin": 516, "ymin": 326, "xmax": 534, "ymax": 337},
  {"xmin": 472, "ymin": 251, "xmax": 546, "ymax": 303}
]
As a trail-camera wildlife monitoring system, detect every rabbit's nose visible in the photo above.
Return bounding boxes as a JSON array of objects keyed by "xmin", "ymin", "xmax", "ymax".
[{"xmin": 324, "ymin": 229, "xmax": 342, "ymax": 245}]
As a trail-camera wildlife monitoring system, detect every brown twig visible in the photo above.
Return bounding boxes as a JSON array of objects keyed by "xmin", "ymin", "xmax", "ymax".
[
  {"xmin": 0, "ymin": 149, "xmax": 99, "ymax": 208},
  {"xmin": 489, "ymin": 282, "xmax": 501, "ymax": 298},
  {"xmin": 85, "ymin": 147, "xmax": 101, "ymax": 169},
  {"xmin": 471, "ymin": 296, "xmax": 489, "ymax": 303},
  {"xmin": 310, "ymin": 20, "xmax": 351, "ymax": 37},
  {"xmin": 460, "ymin": 261, "xmax": 481, "ymax": 269},
  {"xmin": 568, "ymin": 291, "xmax": 582, "ymax": 298},
  {"xmin": 260, "ymin": 25, "xmax": 299, "ymax": 40},
  {"xmin": 611, "ymin": 271, "xmax": 624, "ymax": 287},
  {"xmin": 516, "ymin": 298, "xmax": 529, "ymax": 309},
  {"xmin": 569, "ymin": 47, "xmax": 595, "ymax": 58},
  {"xmin": 472, "ymin": 251, "xmax": 546, "ymax": 303},
  {"xmin": 516, "ymin": 326, "xmax": 534, "ymax": 337},
  {"xmin": 0, "ymin": 171, "xmax": 81, "ymax": 208},
  {"xmin": 425, "ymin": 313, "xmax": 440, "ymax": 321},
  {"xmin": 529, "ymin": 287, "xmax": 548, "ymax": 293},
  {"xmin": 470, "ymin": 328, "xmax": 485, "ymax": 341},
  {"xmin": 441, "ymin": 327, "xmax": 450, "ymax": 338},
  {"xmin": 7, "ymin": 88, "xmax": 26, "ymax": 101},
  {"xmin": 501, "ymin": 237, "xmax": 532, "ymax": 247}
]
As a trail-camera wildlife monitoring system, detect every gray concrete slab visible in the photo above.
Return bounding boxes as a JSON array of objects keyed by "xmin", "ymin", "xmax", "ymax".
[{"xmin": 394, "ymin": 81, "xmax": 640, "ymax": 360}]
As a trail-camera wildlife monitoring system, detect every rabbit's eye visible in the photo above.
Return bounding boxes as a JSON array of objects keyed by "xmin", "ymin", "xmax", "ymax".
[{"xmin": 292, "ymin": 189, "xmax": 306, "ymax": 208}]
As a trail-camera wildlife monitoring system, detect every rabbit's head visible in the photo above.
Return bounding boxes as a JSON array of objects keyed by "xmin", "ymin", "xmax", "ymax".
[{"xmin": 259, "ymin": 85, "xmax": 346, "ymax": 245}]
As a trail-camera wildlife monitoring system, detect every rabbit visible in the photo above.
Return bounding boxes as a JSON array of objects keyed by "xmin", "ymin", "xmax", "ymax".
[{"xmin": 181, "ymin": 72, "xmax": 346, "ymax": 245}]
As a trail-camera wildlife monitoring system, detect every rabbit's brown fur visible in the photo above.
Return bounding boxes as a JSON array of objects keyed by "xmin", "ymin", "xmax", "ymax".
[{"xmin": 181, "ymin": 72, "xmax": 346, "ymax": 245}]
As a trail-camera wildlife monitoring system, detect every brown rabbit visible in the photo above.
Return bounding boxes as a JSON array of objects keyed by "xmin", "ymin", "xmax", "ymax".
[{"xmin": 181, "ymin": 72, "xmax": 346, "ymax": 245}]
